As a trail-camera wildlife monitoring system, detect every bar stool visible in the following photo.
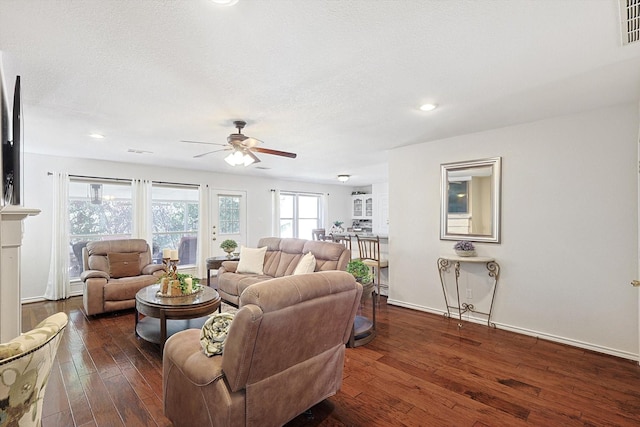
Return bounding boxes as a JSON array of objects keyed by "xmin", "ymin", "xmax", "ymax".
[{"xmin": 356, "ymin": 235, "xmax": 388, "ymax": 297}]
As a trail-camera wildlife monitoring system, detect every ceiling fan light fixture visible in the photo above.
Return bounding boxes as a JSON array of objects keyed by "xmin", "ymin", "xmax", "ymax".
[
  {"xmin": 225, "ymin": 149, "xmax": 255, "ymax": 166},
  {"xmin": 242, "ymin": 153, "xmax": 255, "ymax": 166},
  {"xmin": 337, "ymin": 174, "xmax": 350, "ymax": 182}
]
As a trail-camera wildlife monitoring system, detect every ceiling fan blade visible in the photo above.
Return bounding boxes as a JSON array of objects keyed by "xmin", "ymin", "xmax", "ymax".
[
  {"xmin": 193, "ymin": 148, "xmax": 229, "ymax": 158},
  {"xmin": 252, "ymin": 147, "xmax": 297, "ymax": 158},
  {"xmin": 181, "ymin": 140, "xmax": 227, "ymax": 147}
]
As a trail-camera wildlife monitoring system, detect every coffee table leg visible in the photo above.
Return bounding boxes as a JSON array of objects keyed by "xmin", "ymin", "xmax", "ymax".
[
  {"xmin": 134, "ymin": 308, "xmax": 140, "ymax": 337},
  {"xmin": 160, "ymin": 311, "xmax": 167, "ymax": 350}
]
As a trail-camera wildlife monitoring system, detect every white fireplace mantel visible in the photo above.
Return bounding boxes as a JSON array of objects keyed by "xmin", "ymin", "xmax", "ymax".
[{"xmin": 0, "ymin": 205, "xmax": 40, "ymax": 341}]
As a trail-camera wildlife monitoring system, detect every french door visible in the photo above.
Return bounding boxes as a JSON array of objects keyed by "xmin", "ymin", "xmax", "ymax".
[{"xmin": 209, "ymin": 189, "xmax": 247, "ymax": 257}]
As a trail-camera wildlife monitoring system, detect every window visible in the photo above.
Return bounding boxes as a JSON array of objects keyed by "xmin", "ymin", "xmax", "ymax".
[
  {"xmin": 279, "ymin": 192, "xmax": 322, "ymax": 240},
  {"xmin": 448, "ymin": 181, "xmax": 468, "ymax": 214},
  {"xmin": 218, "ymin": 195, "xmax": 240, "ymax": 234},
  {"xmin": 68, "ymin": 180, "xmax": 133, "ymax": 279},
  {"xmin": 151, "ymin": 184, "xmax": 199, "ymax": 266}
]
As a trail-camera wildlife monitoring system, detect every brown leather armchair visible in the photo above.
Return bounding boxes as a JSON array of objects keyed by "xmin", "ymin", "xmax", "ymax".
[
  {"xmin": 163, "ymin": 270, "xmax": 362, "ymax": 427},
  {"xmin": 80, "ymin": 239, "xmax": 166, "ymax": 315}
]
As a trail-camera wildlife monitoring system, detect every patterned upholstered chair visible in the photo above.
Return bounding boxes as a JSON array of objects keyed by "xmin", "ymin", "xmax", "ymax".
[{"xmin": 0, "ymin": 312, "xmax": 68, "ymax": 426}]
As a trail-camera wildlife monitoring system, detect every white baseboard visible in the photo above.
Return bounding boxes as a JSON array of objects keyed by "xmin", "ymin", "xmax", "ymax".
[
  {"xmin": 21, "ymin": 284, "xmax": 84, "ymax": 305},
  {"xmin": 386, "ymin": 298, "xmax": 639, "ymax": 362}
]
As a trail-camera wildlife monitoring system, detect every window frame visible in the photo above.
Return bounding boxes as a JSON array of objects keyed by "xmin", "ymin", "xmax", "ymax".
[{"xmin": 279, "ymin": 191, "xmax": 323, "ymax": 239}]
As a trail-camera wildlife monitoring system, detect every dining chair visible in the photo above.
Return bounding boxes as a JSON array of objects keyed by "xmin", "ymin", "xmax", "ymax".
[
  {"xmin": 332, "ymin": 234, "xmax": 352, "ymax": 260},
  {"xmin": 356, "ymin": 235, "xmax": 388, "ymax": 297},
  {"xmin": 311, "ymin": 228, "xmax": 326, "ymax": 241}
]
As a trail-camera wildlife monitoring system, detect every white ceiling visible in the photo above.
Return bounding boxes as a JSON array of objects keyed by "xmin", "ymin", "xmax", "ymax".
[{"xmin": 1, "ymin": 0, "xmax": 640, "ymax": 186}]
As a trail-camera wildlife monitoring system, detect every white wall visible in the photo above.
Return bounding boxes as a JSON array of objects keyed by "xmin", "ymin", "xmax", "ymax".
[
  {"xmin": 389, "ymin": 103, "xmax": 639, "ymax": 360},
  {"xmin": 20, "ymin": 153, "xmax": 353, "ymax": 301}
]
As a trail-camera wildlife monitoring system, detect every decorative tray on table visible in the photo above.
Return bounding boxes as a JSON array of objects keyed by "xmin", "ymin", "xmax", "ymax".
[{"xmin": 156, "ymin": 285, "xmax": 203, "ymax": 298}]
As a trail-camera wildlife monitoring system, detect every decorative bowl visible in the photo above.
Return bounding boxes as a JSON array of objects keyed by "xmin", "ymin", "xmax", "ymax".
[{"xmin": 455, "ymin": 250, "xmax": 476, "ymax": 257}]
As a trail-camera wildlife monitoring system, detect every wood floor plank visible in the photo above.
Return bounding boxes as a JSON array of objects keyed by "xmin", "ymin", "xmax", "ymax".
[{"xmin": 22, "ymin": 296, "xmax": 640, "ymax": 426}]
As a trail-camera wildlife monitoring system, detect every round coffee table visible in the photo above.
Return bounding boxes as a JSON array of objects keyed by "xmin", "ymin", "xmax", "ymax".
[{"xmin": 135, "ymin": 284, "xmax": 221, "ymax": 349}]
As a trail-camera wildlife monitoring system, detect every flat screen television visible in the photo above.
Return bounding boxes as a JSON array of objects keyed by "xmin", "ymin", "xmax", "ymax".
[
  {"xmin": 0, "ymin": 57, "xmax": 21, "ymax": 206},
  {"xmin": 3, "ymin": 76, "xmax": 21, "ymax": 205}
]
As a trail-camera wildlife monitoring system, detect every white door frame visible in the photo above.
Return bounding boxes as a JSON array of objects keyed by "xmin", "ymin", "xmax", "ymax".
[{"xmin": 209, "ymin": 189, "xmax": 247, "ymax": 257}]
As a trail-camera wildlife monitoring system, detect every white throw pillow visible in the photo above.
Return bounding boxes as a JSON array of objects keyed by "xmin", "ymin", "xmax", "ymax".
[
  {"xmin": 237, "ymin": 246, "xmax": 267, "ymax": 274},
  {"xmin": 293, "ymin": 251, "xmax": 316, "ymax": 275}
]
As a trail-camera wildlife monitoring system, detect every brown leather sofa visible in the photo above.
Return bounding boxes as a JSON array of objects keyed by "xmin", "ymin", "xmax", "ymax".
[
  {"xmin": 163, "ymin": 270, "xmax": 362, "ymax": 427},
  {"xmin": 80, "ymin": 239, "xmax": 166, "ymax": 315},
  {"xmin": 217, "ymin": 237, "xmax": 350, "ymax": 306}
]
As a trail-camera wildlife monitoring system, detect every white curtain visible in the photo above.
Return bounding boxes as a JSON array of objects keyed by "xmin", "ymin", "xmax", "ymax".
[
  {"xmin": 44, "ymin": 172, "xmax": 70, "ymax": 300},
  {"xmin": 132, "ymin": 179, "xmax": 152, "ymax": 244},
  {"xmin": 271, "ymin": 189, "xmax": 280, "ymax": 237},
  {"xmin": 196, "ymin": 184, "xmax": 210, "ymax": 279},
  {"xmin": 322, "ymin": 193, "xmax": 329, "ymax": 229}
]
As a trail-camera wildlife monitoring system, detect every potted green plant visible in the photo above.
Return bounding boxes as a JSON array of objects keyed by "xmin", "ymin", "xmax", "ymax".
[
  {"xmin": 347, "ymin": 259, "xmax": 372, "ymax": 284},
  {"xmin": 220, "ymin": 239, "xmax": 238, "ymax": 257}
]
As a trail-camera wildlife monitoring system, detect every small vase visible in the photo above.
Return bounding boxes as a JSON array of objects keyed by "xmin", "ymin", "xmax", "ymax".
[
  {"xmin": 224, "ymin": 248, "xmax": 235, "ymax": 258},
  {"xmin": 455, "ymin": 250, "xmax": 476, "ymax": 257}
]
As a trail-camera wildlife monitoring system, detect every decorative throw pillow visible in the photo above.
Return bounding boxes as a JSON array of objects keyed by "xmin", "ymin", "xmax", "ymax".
[
  {"xmin": 200, "ymin": 312, "xmax": 235, "ymax": 357},
  {"xmin": 293, "ymin": 251, "xmax": 316, "ymax": 275},
  {"xmin": 236, "ymin": 246, "xmax": 267, "ymax": 274},
  {"xmin": 108, "ymin": 252, "xmax": 141, "ymax": 278}
]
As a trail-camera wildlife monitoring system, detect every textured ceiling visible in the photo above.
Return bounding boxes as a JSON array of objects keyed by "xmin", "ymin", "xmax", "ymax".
[{"xmin": 1, "ymin": 0, "xmax": 640, "ymax": 186}]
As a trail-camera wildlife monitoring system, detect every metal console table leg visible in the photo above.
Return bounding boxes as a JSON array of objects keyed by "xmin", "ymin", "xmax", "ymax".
[{"xmin": 437, "ymin": 256, "xmax": 500, "ymax": 328}]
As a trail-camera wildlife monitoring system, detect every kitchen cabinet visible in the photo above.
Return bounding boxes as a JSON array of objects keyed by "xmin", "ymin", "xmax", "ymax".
[{"xmin": 352, "ymin": 194, "xmax": 373, "ymax": 219}]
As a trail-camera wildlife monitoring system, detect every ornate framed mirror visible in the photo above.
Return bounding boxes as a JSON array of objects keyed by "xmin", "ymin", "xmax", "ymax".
[{"xmin": 440, "ymin": 157, "xmax": 502, "ymax": 243}]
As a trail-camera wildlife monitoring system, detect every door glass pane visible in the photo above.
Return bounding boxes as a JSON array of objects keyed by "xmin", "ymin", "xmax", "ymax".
[{"xmin": 219, "ymin": 195, "xmax": 240, "ymax": 234}]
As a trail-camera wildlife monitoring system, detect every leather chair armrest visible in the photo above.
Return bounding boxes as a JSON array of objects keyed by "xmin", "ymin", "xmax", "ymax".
[
  {"xmin": 142, "ymin": 264, "xmax": 166, "ymax": 275},
  {"xmin": 219, "ymin": 261, "xmax": 239, "ymax": 273},
  {"xmin": 80, "ymin": 269, "xmax": 109, "ymax": 281}
]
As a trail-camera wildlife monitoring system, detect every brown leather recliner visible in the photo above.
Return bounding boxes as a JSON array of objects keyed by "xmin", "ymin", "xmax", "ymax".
[
  {"xmin": 163, "ymin": 270, "xmax": 363, "ymax": 427},
  {"xmin": 80, "ymin": 239, "xmax": 166, "ymax": 315}
]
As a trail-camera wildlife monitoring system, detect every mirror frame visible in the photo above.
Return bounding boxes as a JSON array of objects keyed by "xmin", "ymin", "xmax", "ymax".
[{"xmin": 440, "ymin": 157, "xmax": 502, "ymax": 243}]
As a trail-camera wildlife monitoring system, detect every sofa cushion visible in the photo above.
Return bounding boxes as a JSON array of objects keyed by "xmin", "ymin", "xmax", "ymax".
[
  {"xmin": 237, "ymin": 246, "xmax": 267, "ymax": 274},
  {"xmin": 108, "ymin": 252, "xmax": 141, "ymax": 278},
  {"xmin": 293, "ymin": 252, "xmax": 316, "ymax": 275},
  {"xmin": 103, "ymin": 275, "xmax": 159, "ymax": 301}
]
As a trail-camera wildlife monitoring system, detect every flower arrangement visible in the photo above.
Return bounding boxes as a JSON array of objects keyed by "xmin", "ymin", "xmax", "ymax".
[
  {"xmin": 158, "ymin": 271, "xmax": 200, "ymax": 296},
  {"xmin": 220, "ymin": 239, "xmax": 238, "ymax": 254},
  {"xmin": 333, "ymin": 220, "xmax": 344, "ymax": 227},
  {"xmin": 454, "ymin": 240, "xmax": 475, "ymax": 251},
  {"xmin": 347, "ymin": 259, "xmax": 372, "ymax": 284},
  {"xmin": 454, "ymin": 240, "xmax": 476, "ymax": 257}
]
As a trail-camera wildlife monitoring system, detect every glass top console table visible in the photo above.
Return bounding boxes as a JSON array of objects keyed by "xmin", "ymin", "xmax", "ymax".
[{"xmin": 437, "ymin": 256, "xmax": 500, "ymax": 328}]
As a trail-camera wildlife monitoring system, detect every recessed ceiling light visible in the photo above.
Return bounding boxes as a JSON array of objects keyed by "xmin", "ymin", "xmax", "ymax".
[
  {"xmin": 211, "ymin": 0, "xmax": 239, "ymax": 5},
  {"xmin": 89, "ymin": 133, "xmax": 105, "ymax": 139},
  {"xmin": 337, "ymin": 175, "xmax": 350, "ymax": 182},
  {"xmin": 419, "ymin": 103, "xmax": 437, "ymax": 112}
]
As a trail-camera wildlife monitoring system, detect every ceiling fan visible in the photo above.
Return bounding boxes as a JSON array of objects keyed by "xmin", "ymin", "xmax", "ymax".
[{"xmin": 181, "ymin": 120, "xmax": 297, "ymax": 166}]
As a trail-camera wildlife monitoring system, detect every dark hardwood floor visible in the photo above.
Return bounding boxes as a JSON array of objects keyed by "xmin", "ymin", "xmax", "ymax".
[{"xmin": 23, "ymin": 295, "xmax": 640, "ymax": 426}]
